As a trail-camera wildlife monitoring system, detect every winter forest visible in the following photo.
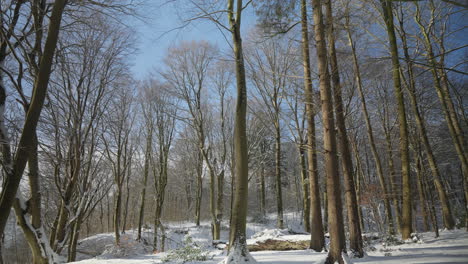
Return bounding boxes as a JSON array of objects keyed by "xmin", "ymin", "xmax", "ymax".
[{"xmin": 0, "ymin": 0, "xmax": 467, "ymax": 263}]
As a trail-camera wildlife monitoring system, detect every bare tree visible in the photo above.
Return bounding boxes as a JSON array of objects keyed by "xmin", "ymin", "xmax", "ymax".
[
  {"xmin": 311, "ymin": 0, "xmax": 346, "ymax": 262},
  {"xmin": 246, "ymin": 35, "xmax": 297, "ymax": 229}
]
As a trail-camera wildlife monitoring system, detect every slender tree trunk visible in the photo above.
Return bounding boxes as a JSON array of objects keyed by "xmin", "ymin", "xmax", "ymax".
[
  {"xmin": 414, "ymin": 5, "xmax": 464, "ymax": 230},
  {"xmin": 275, "ymin": 122, "xmax": 284, "ymax": 229},
  {"xmin": 345, "ymin": 17, "xmax": 395, "ymax": 235},
  {"xmin": 325, "ymin": 0, "xmax": 362, "ymax": 256},
  {"xmin": 68, "ymin": 214, "xmax": 83, "ymax": 262},
  {"xmin": 138, "ymin": 131, "xmax": 152, "ymax": 240},
  {"xmin": 424, "ymin": 170, "xmax": 439, "ymax": 238},
  {"xmin": 122, "ymin": 175, "xmax": 131, "ymax": 234},
  {"xmin": 383, "ymin": 121, "xmax": 402, "ymax": 232},
  {"xmin": 381, "ymin": 0, "xmax": 412, "ymax": 239},
  {"xmin": 100, "ymin": 202, "xmax": 104, "ymax": 234},
  {"xmin": 207, "ymin": 155, "xmax": 220, "ymax": 240},
  {"xmin": 114, "ymin": 186, "xmax": 122, "ymax": 244},
  {"xmin": 0, "ymin": 0, "xmax": 67, "ymax": 240},
  {"xmin": 260, "ymin": 164, "xmax": 266, "ymax": 217},
  {"xmin": 352, "ymin": 138, "xmax": 365, "ymax": 233},
  {"xmin": 225, "ymin": 0, "xmax": 256, "ymax": 262},
  {"xmin": 398, "ymin": 13, "xmax": 455, "ymax": 229},
  {"xmin": 13, "ymin": 201, "xmax": 49, "ymax": 264},
  {"xmin": 311, "ymin": 0, "xmax": 345, "ymax": 262},
  {"xmin": 415, "ymin": 154, "xmax": 429, "ymax": 232},
  {"xmin": 12, "ymin": 135, "xmax": 53, "ymax": 264},
  {"xmin": 195, "ymin": 152, "xmax": 203, "ymax": 226},
  {"xmin": 299, "ymin": 146, "xmax": 310, "ymax": 232},
  {"xmin": 301, "ymin": 0, "xmax": 325, "ymax": 250},
  {"xmin": 107, "ymin": 195, "xmax": 111, "ymax": 233}
]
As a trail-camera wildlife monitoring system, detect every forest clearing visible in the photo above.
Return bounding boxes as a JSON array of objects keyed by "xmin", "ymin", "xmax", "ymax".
[{"xmin": 0, "ymin": 0, "xmax": 467, "ymax": 263}]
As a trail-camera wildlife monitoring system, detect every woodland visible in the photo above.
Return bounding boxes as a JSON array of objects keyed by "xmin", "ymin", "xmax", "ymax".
[{"xmin": 0, "ymin": 0, "xmax": 467, "ymax": 264}]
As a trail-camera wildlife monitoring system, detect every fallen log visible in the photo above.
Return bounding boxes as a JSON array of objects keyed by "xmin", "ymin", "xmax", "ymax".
[{"xmin": 247, "ymin": 239, "xmax": 310, "ymax": 252}]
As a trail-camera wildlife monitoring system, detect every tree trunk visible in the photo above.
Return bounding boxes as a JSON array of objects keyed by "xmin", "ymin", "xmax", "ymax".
[
  {"xmin": 301, "ymin": 0, "xmax": 325, "ymax": 251},
  {"xmin": 381, "ymin": 0, "xmax": 412, "ymax": 239},
  {"xmin": 325, "ymin": 0, "xmax": 362, "ymax": 257},
  {"xmin": 299, "ymin": 146, "xmax": 310, "ymax": 232},
  {"xmin": 195, "ymin": 152, "xmax": 203, "ymax": 226},
  {"xmin": 424, "ymin": 170, "xmax": 439, "ymax": 238},
  {"xmin": 260, "ymin": 164, "xmax": 266, "ymax": 217},
  {"xmin": 382, "ymin": 121, "xmax": 401, "ymax": 232},
  {"xmin": 311, "ymin": 0, "xmax": 346, "ymax": 262},
  {"xmin": 114, "ymin": 186, "xmax": 122, "ymax": 244},
  {"xmin": 68, "ymin": 214, "xmax": 83, "ymax": 262},
  {"xmin": 275, "ymin": 122, "xmax": 284, "ymax": 229},
  {"xmin": 0, "ymin": 0, "xmax": 67, "ymax": 239},
  {"xmin": 345, "ymin": 15, "xmax": 395, "ymax": 235},
  {"xmin": 351, "ymin": 138, "xmax": 365, "ymax": 233},
  {"xmin": 415, "ymin": 154, "xmax": 429, "ymax": 232},
  {"xmin": 13, "ymin": 200, "xmax": 50, "ymax": 264},
  {"xmin": 138, "ymin": 130, "xmax": 152, "ymax": 240},
  {"xmin": 224, "ymin": 1, "xmax": 256, "ymax": 263},
  {"xmin": 122, "ymin": 176, "xmax": 131, "ymax": 234},
  {"xmin": 414, "ymin": 4, "xmax": 462, "ymax": 230},
  {"xmin": 206, "ymin": 154, "xmax": 220, "ymax": 240}
]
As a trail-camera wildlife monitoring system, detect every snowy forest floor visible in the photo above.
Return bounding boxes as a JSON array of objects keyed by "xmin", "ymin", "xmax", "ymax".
[{"xmin": 70, "ymin": 214, "xmax": 468, "ymax": 264}]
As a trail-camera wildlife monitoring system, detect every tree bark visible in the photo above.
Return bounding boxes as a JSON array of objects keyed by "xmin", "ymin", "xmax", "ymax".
[
  {"xmin": 414, "ymin": 3, "xmax": 464, "ymax": 230},
  {"xmin": 325, "ymin": 0, "xmax": 362, "ymax": 257},
  {"xmin": 195, "ymin": 152, "xmax": 203, "ymax": 226},
  {"xmin": 138, "ymin": 129, "xmax": 152, "ymax": 241},
  {"xmin": 415, "ymin": 154, "xmax": 429, "ymax": 232},
  {"xmin": 345, "ymin": 14, "xmax": 395, "ymax": 235},
  {"xmin": 381, "ymin": 0, "xmax": 412, "ymax": 240},
  {"xmin": 0, "ymin": 0, "xmax": 67, "ymax": 239},
  {"xmin": 398, "ymin": 13, "xmax": 455, "ymax": 230},
  {"xmin": 274, "ymin": 122, "xmax": 284, "ymax": 229},
  {"xmin": 301, "ymin": 0, "xmax": 325, "ymax": 251},
  {"xmin": 224, "ymin": 0, "xmax": 256, "ymax": 263},
  {"xmin": 382, "ymin": 118, "xmax": 402, "ymax": 232},
  {"xmin": 311, "ymin": 0, "xmax": 346, "ymax": 262},
  {"xmin": 299, "ymin": 146, "xmax": 310, "ymax": 232}
]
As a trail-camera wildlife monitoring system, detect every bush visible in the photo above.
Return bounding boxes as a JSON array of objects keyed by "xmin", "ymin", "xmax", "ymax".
[{"xmin": 161, "ymin": 236, "xmax": 211, "ymax": 263}]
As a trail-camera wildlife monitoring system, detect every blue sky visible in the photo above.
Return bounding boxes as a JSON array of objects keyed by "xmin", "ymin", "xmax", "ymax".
[{"xmin": 129, "ymin": 1, "xmax": 257, "ymax": 80}]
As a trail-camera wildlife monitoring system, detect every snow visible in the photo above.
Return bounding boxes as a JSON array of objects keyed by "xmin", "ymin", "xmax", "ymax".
[
  {"xmin": 247, "ymin": 229, "xmax": 309, "ymax": 245},
  {"xmin": 69, "ymin": 213, "xmax": 468, "ymax": 264},
  {"xmin": 353, "ymin": 229, "xmax": 468, "ymax": 264}
]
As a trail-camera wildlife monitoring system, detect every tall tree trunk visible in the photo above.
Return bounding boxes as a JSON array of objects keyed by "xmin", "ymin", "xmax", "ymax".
[
  {"xmin": 107, "ymin": 195, "xmax": 111, "ymax": 232},
  {"xmin": 114, "ymin": 186, "xmax": 122, "ymax": 244},
  {"xmin": 122, "ymin": 172, "xmax": 131, "ymax": 234},
  {"xmin": 301, "ymin": 0, "xmax": 325, "ymax": 250},
  {"xmin": 195, "ymin": 152, "xmax": 203, "ymax": 226},
  {"xmin": 345, "ymin": 15, "xmax": 395, "ymax": 235},
  {"xmin": 311, "ymin": 0, "xmax": 346, "ymax": 262},
  {"xmin": 424, "ymin": 169, "xmax": 439, "ymax": 238},
  {"xmin": 224, "ymin": 0, "xmax": 256, "ymax": 263},
  {"xmin": 68, "ymin": 214, "xmax": 83, "ymax": 262},
  {"xmin": 382, "ymin": 118, "xmax": 401, "ymax": 232},
  {"xmin": 12, "ymin": 134, "xmax": 57, "ymax": 264},
  {"xmin": 351, "ymin": 137, "xmax": 365, "ymax": 233},
  {"xmin": 137, "ymin": 130, "xmax": 152, "ymax": 241},
  {"xmin": 414, "ymin": 4, "xmax": 464, "ymax": 230},
  {"xmin": 325, "ymin": 0, "xmax": 362, "ymax": 256},
  {"xmin": 299, "ymin": 146, "xmax": 310, "ymax": 232},
  {"xmin": 398, "ymin": 15, "xmax": 455, "ymax": 229},
  {"xmin": 415, "ymin": 154, "xmax": 429, "ymax": 232},
  {"xmin": 206, "ymin": 153, "xmax": 220, "ymax": 240},
  {"xmin": 381, "ymin": 0, "xmax": 412, "ymax": 240},
  {"xmin": 260, "ymin": 164, "xmax": 266, "ymax": 217},
  {"xmin": 0, "ymin": 0, "xmax": 67, "ymax": 240},
  {"xmin": 275, "ymin": 122, "xmax": 284, "ymax": 229}
]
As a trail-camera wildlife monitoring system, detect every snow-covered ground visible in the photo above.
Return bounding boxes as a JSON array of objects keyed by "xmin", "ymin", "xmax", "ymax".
[{"xmin": 71, "ymin": 213, "xmax": 468, "ymax": 264}]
